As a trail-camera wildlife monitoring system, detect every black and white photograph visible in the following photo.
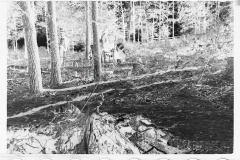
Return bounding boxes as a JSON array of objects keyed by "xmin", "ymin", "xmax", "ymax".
[{"xmin": 5, "ymin": 0, "xmax": 235, "ymax": 156}]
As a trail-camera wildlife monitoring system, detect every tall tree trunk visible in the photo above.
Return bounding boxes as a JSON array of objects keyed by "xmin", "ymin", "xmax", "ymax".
[
  {"xmin": 24, "ymin": 31, "xmax": 28, "ymax": 59},
  {"xmin": 158, "ymin": 1, "xmax": 161, "ymax": 40},
  {"xmin": 71, "ymin": 29, "xmax": 74, "ymax": 55},
  {"xmin": 121, "ymin": 1, "xmax": 125, "ymax": 42},
  {"xmin": 30, "ymin": 2, "xmax": 35, "ymax": 21},
  {"xmin": 204, "ymin": 2, "xmax": 207, "ymax": 34},
  {"xmin": 143, "ymin": 13, "xmax": 148, "ymax": 43},
  {"xmin": 152, "ymin": 2, "xmax": 155, "ymax": 40},
  {"xmin": 142, "ymin": 5, "xmax": 148, "ymax": 43},
  {"xmin": 140, "ymin": 1, "xmax": 143, "ymax": 43},
  {"xmin": 128, "ymin": 4, "xmax": 131, "ymax": 42},
  {"xmin": 14, "ymin": 19, "xmax": 17, "ymax": 54},
  {"xmin": 0, "ymin": 2, "xmax": 8, "ymax": 137},
  {"xmin": 14, "ymin": 40, "xmax": 17, "ymax": 53},
  {"xmin": 216, "ymin": 1, "xmax": 220, "ymax": 24},
  {"xmin": 45, "ymin": 3, "xmax": 50, "ymax": 55},
  {"xmin": 112, "ymin": 0, "xmax": 116, "ymax": 62},
  {"xmin": 132, "ymin": 1, "xmax": 135, "ymax": 43},
  {"xmin": 85, "ymin": 1, "xmax": 91, "ymax": 60},
  {"xmin": 146, "ymin": 21, "xmax": 149, "ymax": 42},
  {"xmin": 99, "ymin": 1, "xmax": 102, "ymax": 17},
  {"xmin": 17, "ymin": 1, "xmax": 43, "ymax": 93},
  {"xmin": 13, "ymin": 40, "xmax": 15, "ymax": 53},
  {"xmin": 172, "ymin": 1, "xmax": 174, "ymax": 38},
  {"xmin": 194, "ymin": 2, "xmax": 197, "ymax": 35},
  {"xmin": 167, "ymin": 2, "xmax": 169, "ymax": 38},
  {"xmin": 92, "ymin": 1, "xmax": 101, "ymax": 82},
  {"xmin": 137, "ymin": 1, "xmax": 140, "ymax": 43},
  {"xmin": 47, "ymin": 1, "xmax": 62, "ymax": 87},
  {"xmin": 137, "ymin": 16, "xmax": 140, "ymax": 42}
]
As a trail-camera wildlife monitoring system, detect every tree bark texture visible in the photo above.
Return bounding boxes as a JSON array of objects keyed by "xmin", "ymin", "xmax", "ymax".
[
  {"xmin": 47, "ymin": 1, "xmax": 62, "ymax": 87},
  {"xmin": 172, "ymin": 1, "xmax": 174, "ymax": 38},
  {"xmin": 146, "ymin": 21, "xmax": 149, "ymax": 42},
  {"xmin": 14, "ymin": 20, "xmax": 17, "ymax": 53},
  {"xmin": 92, "ymin": 1, "xmax": 101, "ymax": 82},
  {"xmin": 45, "ymin": 3, "xmax": 50, "ymax": 55},
  {"xmin": 151, "ymin": 2, "xmax": 155, "ymax": 41},
  {"xmin": 158, "ymin": 1, "xmax": 161, "ymax": 40},
  {"xmin": 140, "ymin": 1, "xmax": 143, "ymax": 43},
  {"xmin": 132, "ymin": 1, "xmax": 135, "ymax": 43},
  {"xmin": 85, "ymin": 1, "xmax": 91, "ymax": 60},
  {"xmin": 17, "ymin": 1, "xmax": 43, "ymax": 93},
  {"xmin": 127, "ymin": 3, "xmax": 131, "ymax": 42},
  {"xmin": 121, "ymin": 1, "xmax": 125, "ymax": 42},
  {"xmin": 24, "ymin": 31, "xmax": 28, "ymax": 59}
]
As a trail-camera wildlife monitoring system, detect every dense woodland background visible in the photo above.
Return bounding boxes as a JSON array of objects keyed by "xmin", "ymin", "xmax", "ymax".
[
  {"xmin": 8, "ymin": 1, "xmax": 233, "ymax": 54},
  {"xmin": 7, "ymin": 1, "xmax": 234, "ymax": 155}
]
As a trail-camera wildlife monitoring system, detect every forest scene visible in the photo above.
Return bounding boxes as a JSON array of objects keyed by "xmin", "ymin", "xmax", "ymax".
[{"xmin": 7, "ymin": 1, "xmax": 233, "ymax": 154}]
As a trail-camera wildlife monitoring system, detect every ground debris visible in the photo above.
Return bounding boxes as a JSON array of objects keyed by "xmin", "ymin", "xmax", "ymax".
[
  {"xmin": 8, "ymin": 109, "xmax": 190, "ymax": 154},
  {"xmin": 126, "ymin": 115, "xmax": 190, "ymax": 154},
  {"xmin": 7, "ymin": 61, "xmax": 233, "ymax": 154}
]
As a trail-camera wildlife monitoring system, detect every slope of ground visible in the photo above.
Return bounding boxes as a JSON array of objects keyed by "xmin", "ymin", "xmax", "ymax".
[
  {"xmin": 7, "ymin": 65, "xmax": 233, "ymax": 154},
  {"xmin": 7, "ymin": 36, "xmax": 233, "ymax": 154}
]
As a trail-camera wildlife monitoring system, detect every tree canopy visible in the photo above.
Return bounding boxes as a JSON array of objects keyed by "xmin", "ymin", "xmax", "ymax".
[{"xmin": 7, "ymin": 1, "xmax": 233, "ymax": 49}]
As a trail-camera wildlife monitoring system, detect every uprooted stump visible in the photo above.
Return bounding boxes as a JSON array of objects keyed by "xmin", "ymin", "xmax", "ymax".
[
  {"xmin": 57, "ymin": 113, "xmax": 189, "ymax": 154},
  {"xmin": 7, "ymin": 109, "xmax": 189, "ymax": 154}
]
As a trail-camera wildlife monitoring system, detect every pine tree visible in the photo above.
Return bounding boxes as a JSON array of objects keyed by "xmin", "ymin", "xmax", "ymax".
[
  {"xmin": 16, "ymin": 1, "xmax": 43, "ymax": 93},
  {"xmin": 121, "ymin": 1, "xmax": 125, "ymax": 42},
  {"xmin": 92, "ymin": 1, "xmax": 101, "ymax": 82},
  {"xmin": 47, "ymin": 1, "xmax": 62, "ymax": 87},
  {"xmin": 132, "ymin": 1, "xmax": 135, "ymax": 43},
  {"xmin": 85, "ymin": 1, "xmax": 91, "ymax": 60}
]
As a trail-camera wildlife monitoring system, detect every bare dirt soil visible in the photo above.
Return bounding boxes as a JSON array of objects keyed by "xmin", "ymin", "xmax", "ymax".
[{"xmin": 7, "ymin": 60, "xmax": 233, "ymax": 154}]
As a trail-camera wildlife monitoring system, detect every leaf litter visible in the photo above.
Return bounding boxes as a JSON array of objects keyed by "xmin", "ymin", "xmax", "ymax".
[{"xmin": 7, "ymin": 58, "xmax": 233, "ymax": 154}]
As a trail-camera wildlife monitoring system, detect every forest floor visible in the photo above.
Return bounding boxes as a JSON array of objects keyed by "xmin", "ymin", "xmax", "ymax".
[
  {"xmin": 7, "ymin": 36, "xmax": 234, "ymax": 154},
  {"xmin": 7, "ymin": 54, "xmax": 233, "ymax": 153}
]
